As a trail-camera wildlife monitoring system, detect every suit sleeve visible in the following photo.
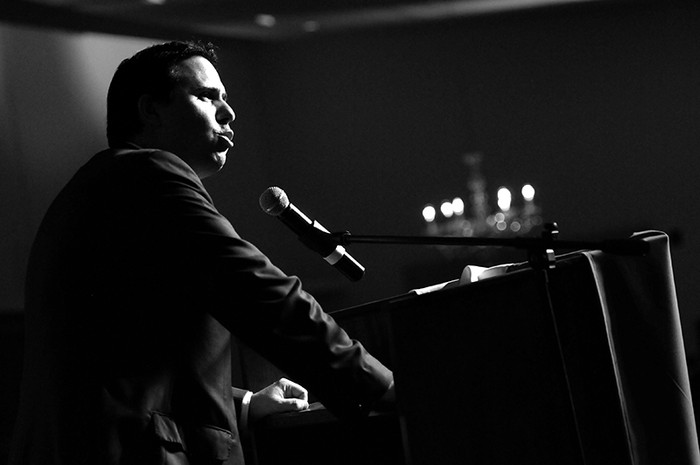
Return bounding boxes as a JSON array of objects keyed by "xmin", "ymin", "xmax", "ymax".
[{"xmin": 137, "ymin": 151, "xmax": 393, "ymax": 418}]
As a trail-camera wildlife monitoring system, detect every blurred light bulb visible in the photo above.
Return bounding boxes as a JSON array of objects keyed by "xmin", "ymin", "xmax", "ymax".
[
  {"xmin": 522, "ymin": 184, "xmax": 535, "ymax": 201},
  {"xmin": 422, "ymin": 205, "xmax": 436, "ymax": 223},
  {"xmin": 440, "ymin": 201, "xmax": 454, "ymax": 218},
  {"xmin": 452, "ymin": 197, "xmax": 465, "ymax": 215},
  {"xmin": 497, "ymin": 187, "xmax": 511, "ymax": 211}
]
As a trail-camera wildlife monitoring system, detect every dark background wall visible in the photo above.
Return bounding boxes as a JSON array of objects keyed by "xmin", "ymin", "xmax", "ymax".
[
  {"xmin": 208, "ymin": 2, "xmax": 700, "ymax": 316},
  {"xmin": 1, "ymin": 1, "xmax": 699, "ymax": 459}
]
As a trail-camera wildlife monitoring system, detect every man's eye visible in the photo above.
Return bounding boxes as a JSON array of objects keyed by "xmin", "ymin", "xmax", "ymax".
[{"xmin": 197, "ymin": 91, "xmax": 225, "ymax": 103}]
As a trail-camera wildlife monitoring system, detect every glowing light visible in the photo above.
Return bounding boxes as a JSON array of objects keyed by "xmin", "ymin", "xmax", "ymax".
[
  {"xmin": 440, "ymin": 201, "xmax": 454, "ymax": 218},
  {"xmin": 522, "ymin": 184, "xmax": 535, "ymax": 201},
  {"xmin": 255, "ymin": 14, "xmax": 277, "ymax": 27},
  {"xmin": 303, "ymin": 21, "xmax": 321, "ymax": 32},
  {"xmin": 497, "ymin": 187, "xmax": 511, "ymax": 211},
  {"xmin": 452, "ymin": 197, "xmax": 465, "ymax": 215},
  {"xmin": 422, "ymin": 205, "xmax": 436, "ymax": 223}
]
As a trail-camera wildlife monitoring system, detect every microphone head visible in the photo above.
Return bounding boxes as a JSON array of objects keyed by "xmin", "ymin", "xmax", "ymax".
[{"xmin": 259, "ymin": 186, "xmax": 290, "ymax": 217}]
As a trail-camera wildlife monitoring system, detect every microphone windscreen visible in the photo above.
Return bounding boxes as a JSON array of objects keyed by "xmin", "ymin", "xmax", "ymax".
[{"xmin": 259, "ymin": 186, "xmax": 290, "ymax": 217}]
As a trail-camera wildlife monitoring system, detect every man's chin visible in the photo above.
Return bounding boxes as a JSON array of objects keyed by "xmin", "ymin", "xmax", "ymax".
[
  {"xmin": 196, "ymin": 153, "xmax": 226, "ymax": 179},
  {"xmin": 214, "ymin": 151, "xmax": 227, "ymax": 167}
]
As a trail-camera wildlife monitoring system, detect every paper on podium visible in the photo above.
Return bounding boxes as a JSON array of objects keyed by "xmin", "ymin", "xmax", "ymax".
[
  {"xmin": 460, "ymin": 263, "xmax": 513, "ymax": 283},
  {"xmin": 410, "ymin": 263, "xmax": 514, "ymax": 295}
]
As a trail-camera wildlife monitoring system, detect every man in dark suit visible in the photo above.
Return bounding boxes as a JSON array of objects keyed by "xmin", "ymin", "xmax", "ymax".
[{"xmin": 10, "ymin": 41, "xmax": 394, "ymax": 465}]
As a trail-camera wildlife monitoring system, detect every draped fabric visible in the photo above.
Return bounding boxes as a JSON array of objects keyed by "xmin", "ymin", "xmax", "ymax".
[{"xmin": 584, "ymin": 231, "xmax": 700, "ymax": 465}]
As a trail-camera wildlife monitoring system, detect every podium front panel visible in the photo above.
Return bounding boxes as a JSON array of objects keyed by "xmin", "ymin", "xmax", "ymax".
[{"xmin": 388, "ymin": 257, "xmax": 630, "ymax": 465}]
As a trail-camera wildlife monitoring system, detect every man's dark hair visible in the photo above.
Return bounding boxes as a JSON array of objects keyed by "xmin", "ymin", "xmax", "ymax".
[{"xmin": 106, "ymin": 40, "xmax": 218, "ymax": 147}]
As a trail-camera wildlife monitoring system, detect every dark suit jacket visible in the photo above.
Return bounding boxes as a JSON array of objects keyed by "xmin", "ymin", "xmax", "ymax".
[{"xmin": 10, "ymin": 146, "xmax": 393, "ymax": 465}]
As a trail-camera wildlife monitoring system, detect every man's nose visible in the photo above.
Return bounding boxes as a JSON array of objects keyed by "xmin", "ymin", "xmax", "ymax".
[{"xmin": 218, "ymin": 101, "xmax": 235, "ymax": 125}]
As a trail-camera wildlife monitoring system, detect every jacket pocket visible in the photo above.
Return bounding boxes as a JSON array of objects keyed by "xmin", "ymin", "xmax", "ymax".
[{"xmin": 151, "ymin": 411, "xmax": 235, "ymax": 463}]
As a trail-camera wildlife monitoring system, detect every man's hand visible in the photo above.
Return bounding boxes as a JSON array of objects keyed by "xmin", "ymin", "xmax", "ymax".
[{"xmin": 249, "ymin": 378, "xmax": 310, "ymax": 423}]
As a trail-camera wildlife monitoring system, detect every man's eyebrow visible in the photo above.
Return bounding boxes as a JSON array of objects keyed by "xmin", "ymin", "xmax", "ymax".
[{"xmin": 195, "ymin": 86, "xmax": 228, "ymax": 100}]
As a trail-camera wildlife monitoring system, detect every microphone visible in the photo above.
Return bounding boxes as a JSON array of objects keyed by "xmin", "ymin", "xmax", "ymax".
[{"xmin": 259, "ymin": 186, "xmax": 365, "ymax": 281}]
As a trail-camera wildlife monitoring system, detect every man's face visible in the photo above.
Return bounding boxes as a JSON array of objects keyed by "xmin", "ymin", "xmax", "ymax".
[{"xmin": 153, "ymin": 56, "xmax": 235, "ymax": 179}]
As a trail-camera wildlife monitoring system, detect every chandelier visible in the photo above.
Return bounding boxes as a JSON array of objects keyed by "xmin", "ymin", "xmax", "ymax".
[{"xmin": 421, "ymin": 153, "xmax": 543, "ymax": 239}]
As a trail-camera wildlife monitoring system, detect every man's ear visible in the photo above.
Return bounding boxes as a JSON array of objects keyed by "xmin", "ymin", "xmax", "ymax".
[{"xmin": 137, "ymin": 94, "xmax": 162, "ymax": 128}]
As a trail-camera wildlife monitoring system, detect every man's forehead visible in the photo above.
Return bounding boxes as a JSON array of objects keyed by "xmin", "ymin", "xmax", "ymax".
[{"xmin": 173, "ymin": 56, "xmax": 225, "ymax": 89}]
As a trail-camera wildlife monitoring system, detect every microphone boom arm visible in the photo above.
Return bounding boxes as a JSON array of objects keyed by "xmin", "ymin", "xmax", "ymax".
[{"xmin": 330, "ymin": 223, "xmax": 649, "ymax": 270}]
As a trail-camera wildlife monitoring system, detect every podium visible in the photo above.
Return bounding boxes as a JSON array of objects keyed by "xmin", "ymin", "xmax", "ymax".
[{"xmin": 246, "ymin": 231, "xmax": 699, "ymax": 465}]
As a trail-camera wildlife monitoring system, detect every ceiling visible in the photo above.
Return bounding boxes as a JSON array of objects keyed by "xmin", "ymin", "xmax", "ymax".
[{"xmin": 1, "ymin": 0, "xmax": 641, "ymax": 42}]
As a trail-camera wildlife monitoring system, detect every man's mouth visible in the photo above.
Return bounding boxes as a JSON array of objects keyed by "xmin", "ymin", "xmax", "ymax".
[{"xmin": 216, "ymin": 131, "xmax": 234, "ymax": 149}]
